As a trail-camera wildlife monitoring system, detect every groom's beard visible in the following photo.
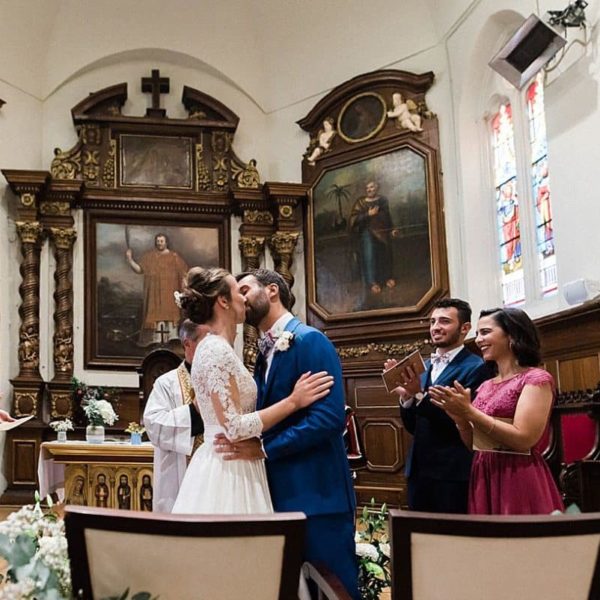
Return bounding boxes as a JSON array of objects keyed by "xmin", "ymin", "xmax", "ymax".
[{"xmin": 245, "ymin": 294, "xmax": 270, "ymax": 328}]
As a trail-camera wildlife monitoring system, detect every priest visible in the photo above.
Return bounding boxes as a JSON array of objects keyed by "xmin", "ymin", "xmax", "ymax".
[{"xmin": 143, "ymin": 319, "xmax": 207, "ymax": 512}]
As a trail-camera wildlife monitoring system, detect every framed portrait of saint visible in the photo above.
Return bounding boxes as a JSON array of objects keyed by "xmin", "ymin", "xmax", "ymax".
[
  {"xmin": 337, "ymin": 93, "xmax": 387, "ymax": 143},
  {"xmin": 84, "ymin": 210, "xmax": 230, "ymax": 369},
  {"xmin": 306, "ymin": 140, "xmax": 445, "ymax": 322}
]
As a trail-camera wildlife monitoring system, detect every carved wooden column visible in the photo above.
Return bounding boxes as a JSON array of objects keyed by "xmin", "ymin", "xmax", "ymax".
[
  {"xmin": 233, "ymin": 188, "xmax": 272, "ymax": 370},
  {"xmin": 2, "ymin": 171, "xmax": 50, "ymax": 418},
  {"xmin": 1, "ymin": 170, "xmax": 49, "ymax": 503},
  {"xmin": 264, "ymin": 182, "xmax": 309, "ymax": 310},
  {"xmin": 44, "ymin": 181, "xmax": 81, "ymax": 419}
]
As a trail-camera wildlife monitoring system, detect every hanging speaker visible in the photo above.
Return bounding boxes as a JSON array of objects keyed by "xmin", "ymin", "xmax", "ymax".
[{"xmin": 489, "ymin": 14, "xmax": 566, "ymax": 89}]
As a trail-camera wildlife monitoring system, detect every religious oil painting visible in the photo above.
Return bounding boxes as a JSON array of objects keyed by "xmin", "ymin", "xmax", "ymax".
[
  {"xmin": 120, "ymin": 134, "xmax": 193, "ymax": 188},
  {"xmin": 308, "ymin": 147, "xmax": 432, "ymax": 319},
  {"xmin": 85, "ymin": 213, "xmax": 226, "ymax": 368},
  {"xmin": 337, "ymin": 93, "xmax": 387, "ymax": 143}
]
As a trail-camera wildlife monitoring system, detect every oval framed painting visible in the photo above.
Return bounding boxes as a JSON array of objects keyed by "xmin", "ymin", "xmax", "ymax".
[{"xmin": 337, "ymin": 92, "xmax": 387, "ymax": 143}]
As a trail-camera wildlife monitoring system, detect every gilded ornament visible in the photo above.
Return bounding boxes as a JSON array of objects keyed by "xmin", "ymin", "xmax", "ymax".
[
  {"xmin": 50, "ymin": 227, "xmax": 77, "ymax": 250},
  {"xmin": 18, "ymin": 325, "xmax": 40, "ymax": 369},
  {"xmin": 51, "ymin": 146, "xmax": 82, "ymax": 180},
  {"xmin": 16, "ymin": 221, "xmax": 43, "ymax": 244},
  {"xmin": 20, "ymin": 193, "xmax": 35, "ymax": 208},
  {"xmin": 50, "ymin": 393, "xmax": 73, "ymax": 419},
  {"xmin": 80, "ymin": 124, "xmax": 101, "ymax": 145},
  {"xmin": 244, "ymin": 210, "xmax": 273, "ymax": 225},
  {"xmin": 238, "ymin": 236, "xmax": 265, "ymax": 260},
  {"xmin": 269, "ymin": 232, "xmax": 300, "ymax": 256},
  {"xmin": 337, "ymin": 340, "xmax": 427, "ymax": 359},
  {"xmin": 234, "ymin": 159, "xmax": 260, "ymax": 189},
  {"xmin": 278, "ymin": 205, "xmax": 294, "ymax": 219},
  {"xmin": 195, "ymin": 144, "xmax": 211, "ymax": 191},
  {"xmin": 102, "ymin": 139, "xmax": 116, "ymax": 188},
  {"xmin": 14, "ymin": 392, "xmax": 38, "ymax": 417},
  {"xmin": 40, "ymin": 201, "xmax": 71, "ymax": 216}
]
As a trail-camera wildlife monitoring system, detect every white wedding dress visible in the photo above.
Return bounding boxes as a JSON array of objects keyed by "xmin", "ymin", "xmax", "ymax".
[{"xmin": 172, "ymin": 334, "xmax": 273, "ymax": 514}]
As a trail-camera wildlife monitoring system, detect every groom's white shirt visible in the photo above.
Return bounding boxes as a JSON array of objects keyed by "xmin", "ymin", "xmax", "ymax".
[
  {"xmin": 262, "ymin": 311, "xmax": 294, "ymax": 380},
  {"xmin": 143, "ymin": 367, "xmax": 194, "ymax": 513}
]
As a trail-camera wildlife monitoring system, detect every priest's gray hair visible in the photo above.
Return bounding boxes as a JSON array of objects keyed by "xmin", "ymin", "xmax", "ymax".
[{"xmin": 178, "ymin": 319, "xmax": 204, "ymax": 342}]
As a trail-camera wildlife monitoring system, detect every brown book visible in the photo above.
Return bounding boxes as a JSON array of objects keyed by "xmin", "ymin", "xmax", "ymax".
[
  {"xmin": 381, "ymin": 349, "xmax": 426, "ymax": 394},
  {"xmin": 472, "ymin": 417, "xmax": 531, "ymax": 455}
]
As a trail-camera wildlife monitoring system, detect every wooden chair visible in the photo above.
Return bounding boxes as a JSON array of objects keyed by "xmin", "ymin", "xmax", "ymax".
[
  {"xmin": 389, "ymin": 509, "xmax": 600, "ymax": 600},
  {"xmin": 65, "ymin": 506, "xmax": 306, "ymax": 600},
  {"xmin": 137, "ymin": 348, "xmax": 181, "ymax": 415}
]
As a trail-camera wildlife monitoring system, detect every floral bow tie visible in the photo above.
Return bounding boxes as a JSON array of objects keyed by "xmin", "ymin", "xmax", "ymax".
[
  {"xmin": 430, "ymin": 353, "xmax": 451, "ymax": 366},
  {"xmin": 258, "ymin": 333, "xmax": 276, "ymax": 357}
]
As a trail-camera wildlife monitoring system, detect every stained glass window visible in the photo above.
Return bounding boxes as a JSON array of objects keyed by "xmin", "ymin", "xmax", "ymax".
[
  {"xmin": 491, "ymin": 103, "xmax": 525, "ymax": 305},
  {"xmin": 527, "ymin": 73, "xmax": 557, "ymax": 297}
]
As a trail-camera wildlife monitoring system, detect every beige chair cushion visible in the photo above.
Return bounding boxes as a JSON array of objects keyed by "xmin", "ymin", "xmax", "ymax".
[
  {"xmin": 411, "ymin": 532, "xmax": 600, "ymax": 600},
  {"xmin": 85, "ymin": 529, "xmax": 285, "ymax": 600}
]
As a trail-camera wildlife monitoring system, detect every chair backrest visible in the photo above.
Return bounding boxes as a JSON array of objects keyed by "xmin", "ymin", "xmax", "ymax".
[
  {"xmin": 137, "ymin": 348, "xmax": 182, "ymax": 413},
  {"xmin": 389, "ymin": 509, "xmax": 600, "ymax": 600},
  {"xmin": 65, "ymin": 506, "xmax": 305, "ymax": 600}
]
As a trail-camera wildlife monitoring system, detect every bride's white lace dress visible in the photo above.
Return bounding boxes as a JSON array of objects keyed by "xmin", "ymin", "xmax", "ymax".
[{"xmin": 172, "ymin": 334, "xmax": 273, "ymax": 514}]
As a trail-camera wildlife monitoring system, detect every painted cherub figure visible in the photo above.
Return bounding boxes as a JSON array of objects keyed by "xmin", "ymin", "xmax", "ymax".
[
  {"xmin": 387, "ymin": 92, "xmax": 423, "ymax": 132},
  {"xmin": 306, "ymin": 117, "xmax": 337, "ymax": 165}
]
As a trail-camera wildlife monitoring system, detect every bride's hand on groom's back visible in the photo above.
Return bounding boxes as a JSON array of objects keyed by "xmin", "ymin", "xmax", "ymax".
[{"xmin": 290, "ymin": 371, "xmax": 334, "ymax": 410}]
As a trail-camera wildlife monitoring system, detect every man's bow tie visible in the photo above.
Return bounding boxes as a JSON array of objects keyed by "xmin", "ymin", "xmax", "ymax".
[
  {"xmin": 258, "ymin": 332, "xmax": 276, "ymax": 357},
  {"xmin": 431, "ymin": 353, "xmax": 451, "ymax": 366}
]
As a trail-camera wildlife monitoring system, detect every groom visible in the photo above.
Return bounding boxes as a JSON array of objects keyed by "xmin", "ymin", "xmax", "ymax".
[{"xmin": 216, "ymin": 268, "xmax": 358, "ymax": 599}]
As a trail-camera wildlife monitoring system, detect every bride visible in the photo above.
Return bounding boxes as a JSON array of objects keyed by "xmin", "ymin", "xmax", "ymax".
[{"xmin": 172, "ymin": 266, "xmax": 333, "ymax": 514}]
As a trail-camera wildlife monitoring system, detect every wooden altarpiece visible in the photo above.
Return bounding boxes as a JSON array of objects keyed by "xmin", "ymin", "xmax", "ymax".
[
  {"xmin": 1, "ymin": 70, "xmax": 307, "ymax": 504},
  {"xmin": 299, "ymin": 70, "xmax": 448, "ymax": 506}
]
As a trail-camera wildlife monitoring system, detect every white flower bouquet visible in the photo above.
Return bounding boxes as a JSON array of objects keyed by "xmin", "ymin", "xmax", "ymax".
[
  {"xmin": 0, "ymin": 492, "xmax": 71, "ymax": 599},
  {"xmin": 48, "ymin": 419, "xmax": 74, "ymax": 433},
  {"xmin": 83, "ymin": 397, "xmax": 118, "ymax": 427}
]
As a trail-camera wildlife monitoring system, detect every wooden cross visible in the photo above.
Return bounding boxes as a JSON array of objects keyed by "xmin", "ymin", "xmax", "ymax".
[
  {"xmin": 154, "ymin": 322, "xmax": 170, "ymax": 345},
  {"xmin": 141, "ymin": 69, "xmax": 169, "ymax": 118}
]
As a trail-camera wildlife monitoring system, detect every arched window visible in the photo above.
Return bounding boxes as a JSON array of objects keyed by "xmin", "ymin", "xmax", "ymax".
[
  {"xmin": 527, "ymin": 72, "xmax": 557, "ymax": 297},
  {"xmin": 489, "ymin": 72, "xmax": 556, "ymax": 306},
  {"xmin": 491, "ymin": 102, "xmax": 524, "ymax": 305}
]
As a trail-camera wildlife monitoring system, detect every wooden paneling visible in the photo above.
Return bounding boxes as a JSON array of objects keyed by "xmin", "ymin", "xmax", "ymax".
[{"xmin": 556, "ymin": 356, "xmax": 600, "ymax": 391}]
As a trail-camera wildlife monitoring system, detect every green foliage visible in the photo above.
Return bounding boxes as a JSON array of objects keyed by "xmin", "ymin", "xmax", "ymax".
[{"xmin": 355, "ymin": 498, "xmax": 391, "ymax": 600}]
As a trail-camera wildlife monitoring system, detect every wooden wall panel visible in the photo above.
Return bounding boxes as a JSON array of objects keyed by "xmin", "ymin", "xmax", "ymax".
[{"xmin": 556, "ymin": 355, "xmax": 600, "ymax": 391}]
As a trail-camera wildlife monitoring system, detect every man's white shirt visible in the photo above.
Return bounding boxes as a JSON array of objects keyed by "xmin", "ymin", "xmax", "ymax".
[
  {"xmin": 399, "ymin": 345, "xmax": 465, "ymax": 408},
  {"xmin": 261, "ymin": 311, "xmax": 294, "ymax": 381}
]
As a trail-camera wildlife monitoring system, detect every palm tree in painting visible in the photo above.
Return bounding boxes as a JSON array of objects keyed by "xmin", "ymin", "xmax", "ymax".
[{"xmin": 326, "ymin": 184, "xmax": 351, "ymax": 230}]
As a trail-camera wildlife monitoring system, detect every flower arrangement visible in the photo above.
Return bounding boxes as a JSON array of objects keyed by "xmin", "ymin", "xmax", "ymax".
[
  {"xmin": 274, "ymin": 331, "xmax": 294, "ymax": 352},
  {"xmin": 48, "ymin": 419, "xmax": 74, "ymax": 433},
  {"xmin": 83, "ymin": 398, "xmax": 118, "ymax": 427},
  {"xmin": 124, "ymin": 422, "xmax": 145, "ymax": 435},
  {"xmin": 71, "ymin": 377, "xmax": 121, "ymax": 426},
  {"xmin": 355, "ymin": 498, "xmax": 391, "ymax": 600},
  {"xmin": 0, "ymin": 492, "xmax": 71, "ymax": 600}
]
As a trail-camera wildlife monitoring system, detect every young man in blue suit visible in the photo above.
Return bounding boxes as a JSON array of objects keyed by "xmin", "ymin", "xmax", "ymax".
[
  {"xmin": 387, "ymin": 298, "xmax": 491, "ymax": 513},
  {"xmin": 215, "ymin": 269, "xmax": 358, "ymax": 599}
]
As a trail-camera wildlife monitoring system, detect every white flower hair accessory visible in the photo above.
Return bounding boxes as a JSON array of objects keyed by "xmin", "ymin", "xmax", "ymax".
[
  {"xmin": 174, "ymin": 290, "xmax": 183, "ymax": 308},
  {"xmin": 274, "ymin": 331, "xmax": 294, "ymax": 352}
]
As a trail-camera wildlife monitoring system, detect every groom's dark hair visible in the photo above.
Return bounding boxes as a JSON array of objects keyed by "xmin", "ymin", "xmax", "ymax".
[{"xmin": 236, "ymin": 268, "xmax": 293, "ymax": 311}]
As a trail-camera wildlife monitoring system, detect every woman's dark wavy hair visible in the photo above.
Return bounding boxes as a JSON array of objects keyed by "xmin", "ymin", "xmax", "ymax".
[
  {"xmin": 178, "ymin": 267, "xmax": 231, "ymax": 324},
  {"xmin": 479, "ymin": 307, "xmax": 542, "ymax": 367}
]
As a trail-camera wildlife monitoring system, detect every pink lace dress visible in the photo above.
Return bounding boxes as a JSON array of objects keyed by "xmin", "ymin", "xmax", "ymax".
[{"xmin": 469, "ymin": 367, "xmax": 564, "ymax": 515}]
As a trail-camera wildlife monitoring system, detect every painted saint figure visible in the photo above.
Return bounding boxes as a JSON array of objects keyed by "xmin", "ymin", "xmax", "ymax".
[
  {"xmin": 117, "ymin": 474, "xmax": 131, "ymax": 510},
  {"xmin": 349, "ymin": 180, "xmax": 398, "ymax": 295},
  {"xmin": 69, "ymin": 476, "xmax": 86, "ymax": 506},
  {"xmin": 95, "ymin": 473, "xmax": 109, "ymax": 508},
  {"xmin": 140, "ymin": 474, "xmax": 153, "ymax": 511},
  {"xmin": 126, "ymin": 233, "xmax": 188, "ymax": 345}
]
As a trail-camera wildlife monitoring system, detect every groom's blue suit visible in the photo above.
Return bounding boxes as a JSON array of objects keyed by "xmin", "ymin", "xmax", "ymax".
[{"xmin": 255, "ymin": 317, "xmax": 358, "ymax": 598}]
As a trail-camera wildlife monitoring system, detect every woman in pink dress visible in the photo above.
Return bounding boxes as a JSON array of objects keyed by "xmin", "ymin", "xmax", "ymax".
[{"xmin": 429, "ymin": 307, "xmax": 563, "ymax": 515}]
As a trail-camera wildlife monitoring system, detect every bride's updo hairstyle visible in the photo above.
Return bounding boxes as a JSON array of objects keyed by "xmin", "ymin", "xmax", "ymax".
[{"xmin": 178, "ymin": 267, "xmax": 231, "ymax": 324}]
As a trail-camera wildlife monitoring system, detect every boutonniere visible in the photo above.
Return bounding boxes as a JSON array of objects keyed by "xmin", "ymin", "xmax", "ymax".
[{"xmin": 274, "ymin": 331, "xmax": 294, "ymax": 352}]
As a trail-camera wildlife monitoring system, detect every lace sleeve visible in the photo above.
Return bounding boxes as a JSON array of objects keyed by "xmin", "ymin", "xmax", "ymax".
[
  {"xmin": 523, "ymin": 368, "xmax": 555, "ymax": 391},
  {"xmin": 199, "ymin": 337, "xmax": 263, "ymax": 441}
]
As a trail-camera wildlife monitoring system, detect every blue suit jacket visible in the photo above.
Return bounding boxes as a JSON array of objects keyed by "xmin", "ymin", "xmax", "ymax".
[
  {"xmin": 255, "ymin": 318, "xmax": 356, "ymax": 517},
  {"xmin": 400, "ymin": 348, "xmax": 491, "ymax": 482}
]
